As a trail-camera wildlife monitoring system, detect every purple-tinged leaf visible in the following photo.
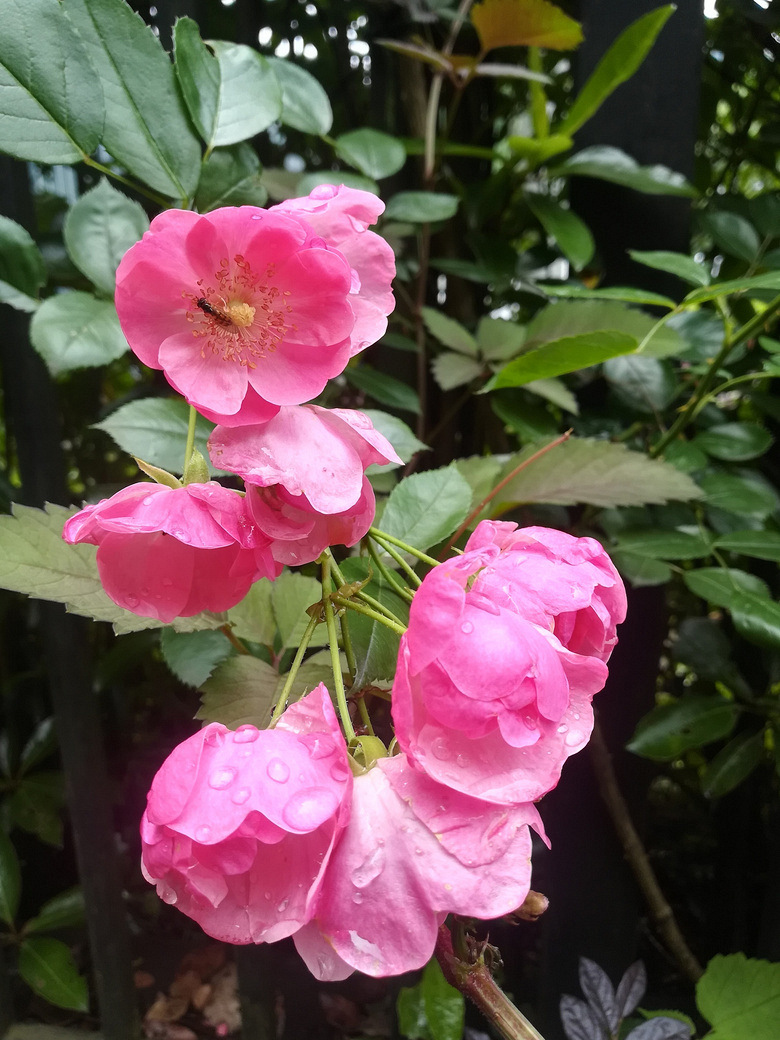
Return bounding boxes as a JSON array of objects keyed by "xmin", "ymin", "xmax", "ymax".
[
  {"xmin": 627, "ymin": 1017, "xmax": 692, "ymax": 1040},
  {"xmin": 560, "ymin": 994, "xmax": 608, "ymax": 1040},
  {"xmin": 616, "ymin": 961, "xmax": 647, "ymax": 1019},
  {"xmin": 579, "ymin": 958, "xmax": 619, "ymax": 1033}
]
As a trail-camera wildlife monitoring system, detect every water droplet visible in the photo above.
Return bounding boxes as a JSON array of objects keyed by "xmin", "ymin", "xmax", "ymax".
[
  {"xmin": 461, "ymin": 620, "xmax": 474, "ymax": 634},
  {"xmin": 140, "ymin": 585, "xmax": 150, "ymax": 596},
  {"xmin": 352, "ymin": 891, "xmax": 364, "ymax": 904},
  {"xmin": 143, "ymin": 496, "xmax": 156, "ymax": 506},
  {"xmin": 414, "ymin": 847, "xmax": 424, "ymax": 856},
  {"xmin": 351, "ymin": 846, "xmax": 385, "ymax": 888},
  {"xmin": 329, "ymin": 760, "xmax": 350, "ymax": 781},
  {"xmin": 231, "ymin": 787, "xmax": 251, "ymax": 805},
  {"xmin": 125, "ymin": 593, "xmax": 140, "ymax": 608},
  {"xmin": 195, "ymin": 825, "xmax": 211, "ymax": 842},
  {"xmin": 264, "ymin": 891, "xmax": 271, "ymax": 901},
  {"xmin": 557, "ymin": 724, "xmax": 568, "ymax": 734},
  {"xmin": 159, "ymin": 883, "xmax": 178, "ymax": 905},
  {"xmin": 277, "ymin": 897, "xmax": 289, "ymax": 913},
  {"xmin": 431, "ymin": 737, "xmax": 451, "ymax": 761},
  {"xmin": 523, "ymin": 715, "xmax": 535, "ymax": 728},
  {"xmin": 171, "ymin": 527, "xmax": 190, "ymax": 543},
  {"xmin": 572, "ymin": 712, "xmax": 581, "ymax": 720},
  {"xmin": 307, "ymin": 736, "xmax": 335, "ymax": 760},
  {"xmin": 209, "ymin": 767, "xmax": 237, "ymax": 790},
  {"xmin": 282, "ymin": 787, "xmax": 339, "ymax": 830},
  {"xmin": 565, "ymin": 732, "xmax": 581, "ymax": 748},
  {"xmin": 267, "ymin": 758, "xmax": 290, "ymax": 783},
  {"xmin": 162, "ymin": 578, "xmax": 173, "ymax": 588},
  {"xmin": 205, "ymin": 729, "xmax": 226, "ymax": 748},
  {"xmin": 233, "ymin": 725, "xmax": 259, "ymax": 744},
  {"xmin": 455, "ymin": 754, "xmax": 465, "ymax": 767}
]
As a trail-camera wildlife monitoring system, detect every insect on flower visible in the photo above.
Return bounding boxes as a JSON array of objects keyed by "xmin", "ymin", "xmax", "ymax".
[{"xmin": 195, "ymin": 296, "xmax": 233, "ymax": 326}]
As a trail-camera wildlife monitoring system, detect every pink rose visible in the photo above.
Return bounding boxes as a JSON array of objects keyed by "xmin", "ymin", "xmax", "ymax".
[
  {"xmin": 391, "ymin": 524, "xmax": 626, "ymax": 805},
  {"xmin": 114, "ymin": 189, "xmax": 395, "ymax": 426},
  {"xmin": 63, "ymin": 481, "xmax": 280, "ymax": 622},
  {"xmin": 294, "ymin": 752, "xmax": 545, "ymax": 980},
  {"xmin": 140, "ymin": 685, "xmax": 352, "ymax": 945},
  {"xmin": 209, "ymin": 405, "xmax": 402, "ymax": 565}
]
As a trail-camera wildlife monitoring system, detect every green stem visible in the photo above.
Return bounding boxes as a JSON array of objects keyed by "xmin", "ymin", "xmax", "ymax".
[
  {"xmin": 322, "ymin": 556, "xmax": 356, "ymax": 742},
  {"xmin": 326, "ymin": 550, "xmax": 408, "ymax": 624},
  {"xmin": 82, "ymin": 155, "xmax": 171, "ymax": 208},
  {"xmin": 367, "ymin": 537, "xmax": 419, "ymax": 593},
  {"xmin": 527, "ymin": 48, "xmax": 549, "ymax": 139},
  {"xmin": 221, "ymin": 624, "xmax": 250, "ymax": 655},
  {"xmin": 271, "ymin": 613, "xmax": 321, "ymax": 723},
  {"xmin": 331, "ymin": 595, "xmax": 408, "ymax": 637},
  {"xmin": 184, "ymin": 404, "xmax": 198, "ymax": 472},
  {"xmin": 368, "ymin": 527, "xmax": 439, "ymax": 568}
]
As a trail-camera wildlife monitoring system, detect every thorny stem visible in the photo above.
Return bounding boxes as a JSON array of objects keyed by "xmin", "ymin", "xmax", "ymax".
[
  {"xmin": 588, "ymin": 721, "xmax": 703, "ymax": 982},
  {"xmin": 435, "ymin": 925, "xmax": 547, "ymax": 1040},
  {"xmin": 369, "ymin": 527, "xmax": 439, "ymax": 568},
  {"xmin": 322, "ymin": 555, "xmax": 357, "ymax": 742},
  {"xmin": 331, "ymin": 595, "xmax": 408, "ymax": 637},
  {"xmin": 270, "ymin": 612, "xmax": 321, "ymax": 724},
  {"xmin": 440, "ymin": 430, "xmax": 573, "ymax": 557}
]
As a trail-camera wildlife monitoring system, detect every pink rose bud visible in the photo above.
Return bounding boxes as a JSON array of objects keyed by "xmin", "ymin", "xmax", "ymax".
[
  {"xmin": 63, "ymin": 481, "xmax": 280, "ymax": 622},
  {"xmin": 209, "ymin": 405, "xmax": 402, "ymax": 566},
  {"xmin": 391, "ymin": 522, "xmax": 626, "ymax": 805},
  {"xmin": 115, "ymin": 188, "xmax": 395, "ymax": 427},
  {"xmin": 140, "ymin": 685, "xmax": 352, "ymax": 944}
]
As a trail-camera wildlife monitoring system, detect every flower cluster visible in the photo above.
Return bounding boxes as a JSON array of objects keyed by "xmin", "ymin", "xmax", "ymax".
[{"xmin": 64, "ymin": 186, "xmax": 399, "ymax": 619}]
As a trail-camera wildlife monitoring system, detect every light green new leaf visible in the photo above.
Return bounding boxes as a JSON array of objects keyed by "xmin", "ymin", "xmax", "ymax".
[
  {"xmin": 63, "ymin": 0, "xmax": 201, "ymax": 199},
  {"xmin": 63, "ymin": 179, "xmax": 149, "ymax": 297},
  {"xmin": 30, "ymin": 293, "xmax": 129, "ymax": 376},
  {"xmin": 24, "ymin": 887, "xmax": 86, "ymax": 936},
  {"xmin": 486, "ymin": 331, "xmax": 637, "ymax": 390},
  {"xmin": 432, "ymin": 353, "xmax": 484, "ymax": 391},
  {"xmin": 93, "ymin": 397, "xmax": 226, "ymax": 477},
  {"xmin": 19, "ymin": 937, "xmax": 89, "ymax": 1012},
  {"xmin": 471, "ymin": 0, "xmax": 583, "ymax": 51},
  {"xmin": 0, "ymin": 830, "xmax": 21, "ymax": 927},
  {"xmin": 384, "ymin": 192, "xmax": 459, "ymax": 223},
  {"xmin": 682, "ymin": 272, "xmax": 780, "ymax": 305},
  {"xmin": 196, "ymin": 655, "xmax": 279, "ymax": 729},
  {"xmin": 0, "ymin": 215, "xmax": 47, "ymax": 297},
  {"xmin": 421, "ymin": 307, "xmax": 478, "ymax": 356},
  {"xmin": 160, "ymin": 628, "xmax": 234, "ymax": 688},
  {"xmin": 526, "ymin": 193, "xmax": 594, "ymax": 270},
  {"xmin": 558, "ymin": 6, "xmax": 675, "ymax": 136},
  {"xmin": 0, "ymin": 0, "xmax": 103, "ymax": 164},
  {"xmin": 267, "ymin": 56, "xmax": 332, "ymax": 134},
  {"xmin": 495, "ymin": 438, "xmax": 702, "ymax": 509},
  {"xmin": 422, "ymin": 957, "xmax": 465, "ymax": 1040},
  {"xmin": 697, "ymin": 953, "xmax": 780, "ymax": 1040},
  {"xmin": 206, "ymin": 41, "xmax": 281, "ymax": 147},
  {"xmin": 334, "ymin": 128, "xmax": 406, "ymax": 180},
  {"xmin": 379, "ymin": 464, "xmax": 472, "ymax": 552},
  {"xmin": 552, "ymin": 146, "xmax": 695, "ymax": 197},
  {"xmin": 195, "ymin": 144, "xmax": 267, "ymax": 211},
  {"xmin": 524, "ymin": 377, "xmax": 579, "ymax": 414},
  {"xmin": 525, "ymin": 298, "xmax": 683, "ymax": 357},
  {"xmin": 476, "ymin": 317, "xmax": 527, "ymax": 361}
]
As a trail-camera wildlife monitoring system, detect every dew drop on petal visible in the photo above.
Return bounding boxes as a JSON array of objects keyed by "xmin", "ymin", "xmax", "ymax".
[
  {"xmin": 231, "ymin": 787, "xmax": 251, "ymax": 805},
  {"xmin": 414, "ymin": 847, "xmax": 424, "ymax": 856},
  {"xmin": 205, "ymin": 730, "xmax": 226, "ymax": 748},
  {"xmin": 352, "ymin": 891, "xmax": 364, "ymax": 905},
  {"xmin": 209, "ymin": 767, "xmax": 237, "ymax": 790},
  {"xmin": 351, "ymin": 846, "xmax": 385, "ymax": 888},
  {"xmin": 329, "ymin": 759, "xmax": 350, "ymax": 781},
  {"xmin": 565, "ymin": 731, "xmax": 582, "ymax": 747},
  {"xmin": 267, "ymin": 758, "xmax": 290, "ymax": 783},
  {"xmin": 461, "ymin": 620, "xmax": 474, "ymax": 634},
  {"xmin": 557, "ymin": 724, "xmax": 569, "ymax": 734},
  {"xmin": 195, "ymin": 825, "xmax": 211, "ymax": 842},
  {"xmin": 233, "ymin": 725, "xmax": 259, "ymax": 744},
  {"xmin": 264, "ymin": 891, "xmax": 271, "ymax": 901},
  {"xmin": 125, "ymin": 594, "xmax": 140, "ymax": 609},
  {"xmin": 431, "ymin": 737, "xmax": 452, "ymax": 761},
  {"xmin": 277, "ymin": 897, "xmax": 289, "ymax": 913},
  {"xmin": 282, "ymin": 787, "xmax": 339, "ymax": 831},
  {"xmin": 159, "ymin": 883, "xmax": 178, "ymax": 905}
]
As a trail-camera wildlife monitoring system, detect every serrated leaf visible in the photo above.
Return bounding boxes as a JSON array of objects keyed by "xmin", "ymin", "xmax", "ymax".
[
  {"xmin": 682, "ymin": 272, "xmax": 780, "ymax": 304},
  {"xmin": 525, "ymin": 377, "xmax": 579, "ymax": 414},
  {"xmin": 334, "ymin": 128, "xmax": 406, "ymax": 180},
  {"xmin": 697, "ymin": 953, "xmax": 780, "ymax": 1040},
  {"xmin": 558, "ymin": 6, "xmax": 674, "ymax": 134},
  {"xmin": 616, "ymin": 961, "xmax": 647, "ymax": 1020},
  {"xmin": 683, "ymin": 567, "xmax": 769, "ymax": 609},
  {"xmin": 195, "ymin": 143, "xmax": 267, "ymax": 212},
  {"xmin": 579, "ymin": 958, "xmax": 618, "ymax": 1033},
  {"xmin": 0, "ymin": 0, "xmax": 103, "ymax": 164},
  {"xmin": 552, "ymin": 146, "xmax": 694, "ymax": 197},
  {"xmin": 30, "ymin": 293, "xmax": 129, "ymax": 376},
  {"xmin": 362, "ymin": 410, "xmax": 428, "ymax": 471},
  {"xmin": 526, "ymin": 193, "xmax": 595, "ymax": 270},
  {"xmin": 160, "ymin": 628, "xmax": 234, "ymax": 688},
  {"xmin": 421, "ymin": 307, "xmax": 478, "ymax": 356},
  {"xmin": 24, "ymin": 887, "xmax": 86, "ymax": 936},
  {"xmin": 267, "ymin": 56, "xmax": 332, "ymax": 134},
  {"xmin": 226, "ymin": 578, "xmax": 275, "ymax": 646},
  {"xmin": 63, "ymin": 178, "xmax": 149, "ymax": 297},
  {"xmin": 271, "ymin": 572, "xmax": 326, "ymax": 652},
  {"xmin": 560, "ymin": 994, "xmax": 606, "ymax": 1040},
  {"xmin": 714, "ymin": 530, "xmax": 780, "ymax": 562},
  {"xmin": 476, "ymin": 317, "xmax": 527, "ymax": 361},
  {"xmin": 496, "ymin": 438, "xmax": 702, "ymax": 509},
  {"xmin": 196, "ymin": 655, "xmax": 279, "ymax": 729},
  {"xmin": 701, "ymin": 731, "xmax": 764, "ymax": 799},
  {"xmin": 539, "ymin": 283, "xmax": 676, "ymax": 309},
  {"xmin": 614, "ymin": 530, "xmax": 711, "ymax": 560},
  {"xmin": 384, "ymin": 192, "xmax": 459, "ymax": 223},
  {"xmin": 0, "ymin": 830, "xmax": 21, "ymax": 927},
  {"xmin": 379, "ymin": 464, "xmax": 472, "ymax": 553},
  {"xmin": 432, "ymin": 352, "xmax": 484, "ymax": 391},
  {"xmin": 603, "ymin": 355, "xmax": 678, "ymax": 413},
  {"xmin": 487, "ymin": 331, "xmax": 638, "ymax": 390},
  {"xmin": 524, "ymin": 299, "xmax": 683, "ymax": 358},
  {"xmin": 62, "ymin": 0, "xmax": 201, "ymax": 200},
  {"xmin": 700, "ymin": 474, "xmax": 779, "ymax": 519},
  {"xmin": 344, "ymin": 365, "xmax": 421, "ymax": 415},
  {"xmin": 0, "ymin": 215, "xmax": 47, "ymax": 297},
  {"xmin": 18, "ymin": 937, "xmax": 88, "ymax": 1012},
  {"xmin": 93, "ymin": 397, "xmax": 225, "ymax": 477},
  {"xmin": 627, "ymin": 696, "xmax": 740, "ymax": 761},
  {"xmin": 472, "ymin": 0, "xmax": 583, "ymax": 51}
]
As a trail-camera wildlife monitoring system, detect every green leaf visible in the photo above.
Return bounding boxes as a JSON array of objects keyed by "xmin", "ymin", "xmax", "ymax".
[
  {"xmin": 495, "ymin": 438, "xmax": 702, "ymax": 508},
  {"xmin": 196, "ymin": 655, "xmax": 278, "ymax": 729},
  {"xmin": 62, "ymin": 0, "xmax": 201, "ymax": 199},
  {"xmin": 661, "ymin": 439, "xmax": 708, "ymax": 474},
  {"xmin": 431, "ymin": 351, "xmax": 482, "ymax": 391},
  {"xmin": 682, "ymin": 272, "xmax": 780, "ymax": 305},
  {"xmin": 731, "ymin": 594, "xmax": 780, "ymax": 651},
  {"xmin": 505, "ymin": 133, "xmax": 573, "ymax": 165},
  {"xmin": 0, "ymin": 502, "xmax": 220, "ymax": 635},
  {"xmin": 523, "ymin": 299, "xmax": 683, "ymax": 357},
  {"xmin": 673, "ymin": 617, "xmax": 733, "ymax": 680},
  {"xmin": 486, "ymin": 331, "xmax": 638, "ymax": 390},
  {"xmin": 614, "ymin": 530, "xmax": 712, "ymax": 560},
  {"xmin": 267, "ymin": 56, "xmax": 332, "ymax": 134},
  {"xmin": 421, "ymin": 308, "xmax": 478, "ymax": 356},
  {"xmin": 271, "ymin": 572, "xmax": 326, "ymax": 651},
  {"xmin": 63, "ymin": 179, "xmax": 149, "ymax": 297},
  {"xmin": 173, "ymin": 17, "xmax": 220, "ymax": 142},
  {"xmin": 30, "ymin": 293, "xmax": 128, "ymax": 376},
  {"xmin": 558, "ymin": 6, "xmax": 674, "ymax": 136},
  {"xmin": 552, "ymin": 147, "xmax": 695, "ymax": 197},
  {"xmin": 526, "ymin": 193, "xmax": 594, "ymax": 270},
  {"xmin": 379, "ymin": 464, "xmax": 472, "ymax": 553},
  {"xmin": 397, "ymin": 979, "xmax": 430, "ymax": 1040},
  {"xmin": 20, "ymin": 718, "xmax": 58, "ymax": 775},
  {"xmin": 700, "ymin": 474, "xmax": 779, "ymax": 519},
  {"xmin": 627, "ymin": 696, "xmax": 739, "ymax": 761},
  {"xmin": 195, "ymin": 143, "xmax": 267, "ymax": 211},
  {"xmin": 10, "ymin": 773, "xmax": 65, "ymax": 847},
  {"xmin": 0, "ymin": 0, "xmax": 103, "ymax": 164},
  {"xmin": 160, "ymin": 628, "xmax": 234, "ymax": 688},
  {"xmin": 334, "ymin": 128, "xmax": 406, "ymax": 180},
  {"xmin": 471, "ymin": 0, "xmax": 583, "ymax": 51},
  {"xmin": 714, "ymin": 530, "xmax": 780, "ymax": 562},
  {"xmin": 93, "ymin": 397, "xmax": 225, "ymax": 477},
  {"xmin": 683, "ymin": 567, "xmax": 769, "ymax": 609},
  {"xmin": 524, "ymin": 377, "xmax": 579, "ymax": 414},
  {"xmin": 344, "ymin": 365, "xmax": 421, "ymax": 415},
  {"xmin": 476, "ymin": 317, "xmax": 527, "ymax": 361},
  {"xmin": 538, "ymin": 283, "xmax": 676, "ymax": 309},
  {"xmin": 297, "ymin": 170, "xmax": 379, "ymax": 196},
  {"xmin": 628, "ymin": 250, "xmax": 710, "ymax": 286},
  {"xmin": 362, "ymin": 410, "xmax": 428, "ymax": 471},
  {"xmin": 702, "ymin": 732, "xmax": 764, "ymax": 799},
  {"xmin": 702, "ymin": 211, "xmax": 761, "ymax": 263},
  {"xmin": 0, "ymin": 280, "xmax": 41, "ymax": 313},
  {"xmin": 697, "ymin": 953, "xmax": 780, "ymax": 1040},
  {"xmin": 603, "ymin": 355, "xmax": 677, "ymax": 413},
  {"xmin": 610, "ymin": 551, "xmax": 672, "ymax": 587},
  {"xmin": 0, "ymin": 830, "xmax": 21, "ymax": 927},
  {"xmin": 339, "ymin": 558, "xmax": 409, "ymax": 687},
  {"xmin": 0, "ymin": 215, "xmax": 47, "ymax": 297},
  {"xmin": 18, "ymin": 937, "xmax": 89, "ymax": 1012},
  {"xmin": 694, "ymin": 423, "xmax": 773, "ymax": 462},
  {"xmin": 24, "ymin": 888, "xmax": 86, "ymax": 936},
  {"xmin": 384, "ymin": 192, "xmax": 459, "ymax": 223},
  {"xmin": 422, "ymin": 957, "xmax": 465, "ymax": 1040},
  {"xmin": 226, "ymin": 579, "xmax": 275, "ymax": 646}
]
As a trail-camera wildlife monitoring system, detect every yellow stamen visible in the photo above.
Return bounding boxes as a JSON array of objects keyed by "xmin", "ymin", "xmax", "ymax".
[{"xmin": 225, "ymin": 300, "xmax": 256, "ymax": 328}]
